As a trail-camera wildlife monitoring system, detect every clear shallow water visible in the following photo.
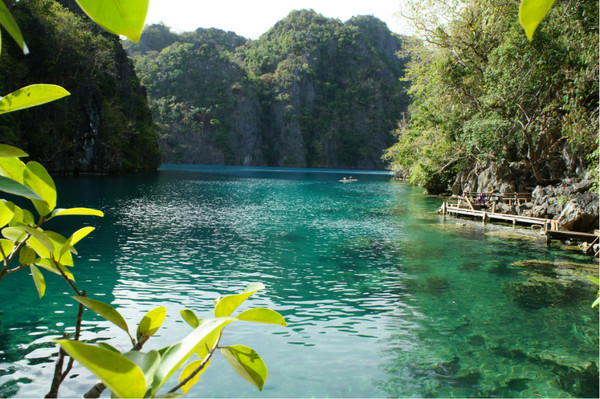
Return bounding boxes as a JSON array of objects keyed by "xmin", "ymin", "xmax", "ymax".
[{"xmin": 0, "ymin": 165, "xmax": 597, "ymax": 398}]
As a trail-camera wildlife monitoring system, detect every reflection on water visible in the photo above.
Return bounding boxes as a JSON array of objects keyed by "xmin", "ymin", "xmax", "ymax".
[{"xmin": 0, "ymin": 165, "xmax": 597, "ymax": 397}]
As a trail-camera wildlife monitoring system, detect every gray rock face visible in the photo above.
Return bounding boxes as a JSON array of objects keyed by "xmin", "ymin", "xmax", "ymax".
[
  {"xmin": 557, "ymin": 191, "xmax": 600, "ymax": 231},
  {"xmin": 453, "ymin": 162, "xmax": 598, "ymax": 232},
  {"xmin": 452, "ymin": 161, "xmax": 535, "ymax": 195}
]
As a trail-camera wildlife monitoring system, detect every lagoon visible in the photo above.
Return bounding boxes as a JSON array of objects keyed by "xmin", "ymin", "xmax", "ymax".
[{"xmin": 0, "ymin": 165, "xmax": 597, "ymax": 397}]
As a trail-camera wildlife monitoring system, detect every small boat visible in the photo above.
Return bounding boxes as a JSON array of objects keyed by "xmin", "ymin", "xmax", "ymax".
[{"xmin": 339, "ymin": 177, "xmax": 358, "ymax": 183}]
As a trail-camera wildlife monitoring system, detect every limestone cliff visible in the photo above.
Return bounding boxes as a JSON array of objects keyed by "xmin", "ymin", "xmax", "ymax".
[
  {"xmin": 127, "ymin": 10, "xmax": 409, "ymax": 169},
  {"xmin": 0, "ymin": 0, "xmax": 159, "ymax": 173}
]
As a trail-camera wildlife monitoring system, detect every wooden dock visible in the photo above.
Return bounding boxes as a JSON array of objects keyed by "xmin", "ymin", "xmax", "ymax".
[
  {"xmin": 440, "ymin": 201, "xmax": 600, "ymax": 254},
  {"xmin": 440, "ymin": 202, "xmax": 552, "ymax": 228}
]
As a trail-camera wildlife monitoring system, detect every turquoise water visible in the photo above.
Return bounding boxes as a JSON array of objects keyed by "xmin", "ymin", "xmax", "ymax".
[{"xmin": 0, "ymin": 165, "xmax": 597, "ymax": 398}]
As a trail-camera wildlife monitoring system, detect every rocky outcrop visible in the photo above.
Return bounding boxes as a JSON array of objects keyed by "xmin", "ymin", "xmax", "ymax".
[
  {"xmin": 452, "ymin": 161, "xmax": 599, "ymax": 232},
  {"xmin": 452, "ymin": 161, "xmax": 534, "ymax": 195}
]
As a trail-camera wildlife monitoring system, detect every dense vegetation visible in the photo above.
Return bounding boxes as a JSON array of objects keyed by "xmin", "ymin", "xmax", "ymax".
[
  {"xmin": 0, "ymin": 0, "xmax": 159, "ymax": 173},
  {"xmin": 126, "ymin": 10, "xmax": 410, "ymax": 169},
  {"xmin": 382, "ymin": 0, "xmax": 598, "ymax": 193}
]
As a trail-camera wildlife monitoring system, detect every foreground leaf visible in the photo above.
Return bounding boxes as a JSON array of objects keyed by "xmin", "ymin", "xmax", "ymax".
[
  {"xmin": 57, "ymin": 340, "xmax": 146, "ymax": 398},
  {"xmin": 0, "ymin": 176, "xmax": 43, "ymax": 201},
  {"xmin": 23, "ymin": 161, "xmax": 57, "ymax": 216},
  {"xmin": 0, "ymin": 239, "xmax": 14, "ymax": 260},
  {"xmin": 21, "ymin": 226, "xmax": 54, "ymax": 254},
  {"xmin": 124, "ymin": 350, "xmax": 161, "ymax": 390},
  {"xmin": 221, "ymin": 345, "xmax": 267, "ymax": 391},
  {"xmin": 150, "ymin": 317, "xmax": 233, "ymax": 396},
  {"xmin": 75, "ymin": 0, "xmax": 149, "ymax": 42},
  {"xmin": 178, "ymin": 359, "xmax": 210, "ymax": 394},
  {"xmin": 180, "ymin": 309, "xmax": 200, "ymax": 328},
  {"xmin": 0, "ymin": 200, "xmax": 14, "ymax": 228},
  {"xmin": 214, "ymin": 283, "xmax": 265, "ymax": 317},
  {"xmin": 236, "ymin": 308, "xmax": 287, "ymax": 326},
  {"xmin": 137, "ymin": 306, "xmax": 167, "ymax": 341},
  {"xmin": 19, "ymin": 245, "xmax": 36, "ymax": 265},
  {"xmin": 60, "ymin": 226, "xmax": 96, "ymax": 258},
  {"xmin": 72, "ymin": 296, "xmax": 130, "ymax": 335},
  {"xmin": 51, "ymin": 207, "xmax": 104, "ymax": 218},
  {"xmin": 0, "ymin": 1, "xmax": 28, "ymax": 54},
  {"xmin": 35, "ymin": 258, "xmax": 75, "ymax": 281},
  {"xmin": 0, "ymin": 84, "xmax": 70, "ymax": 114},
  {"xmin": 519, "ymin": 0, "xmax": 557, "ymax": 41},
  {"xmin": 30, "ymin": 265, "xmax": 46, "ymax": 298},
  {"xmin": 0, "ymin": 144, "xmax": 28, "ymax": 158}
]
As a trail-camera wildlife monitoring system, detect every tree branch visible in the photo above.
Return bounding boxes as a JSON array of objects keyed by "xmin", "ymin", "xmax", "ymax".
[{"xmin": 168, "ymin": 331, "xmax": 222, "ymax": 394}]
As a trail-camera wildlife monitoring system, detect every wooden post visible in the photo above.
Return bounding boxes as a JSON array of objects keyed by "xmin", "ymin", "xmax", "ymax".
[{"xmin": 465, "ymin": 196, "xmax": 475, "ymax": 211}]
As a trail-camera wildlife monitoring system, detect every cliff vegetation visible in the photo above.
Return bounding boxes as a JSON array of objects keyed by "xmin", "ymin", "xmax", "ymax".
[
  {"xmin": 382, "ymin": 0, "xmax": 598, "ymax": 194},
  {"xmin": 126, "ymin": 10, "xmax": 410, "ymax": 169},
  {"xmin": 0, "ymin": 0, "xmax": 160, "ymax": 173}
]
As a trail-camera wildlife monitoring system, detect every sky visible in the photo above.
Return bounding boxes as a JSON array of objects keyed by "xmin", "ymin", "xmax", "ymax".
[{"xmin": 145, "ymin": 0, "xmax": 410, "ymax": 39}]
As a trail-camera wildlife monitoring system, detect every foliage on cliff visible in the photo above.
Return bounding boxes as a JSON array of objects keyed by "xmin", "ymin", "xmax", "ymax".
[
  {"xmin": 382, "ymin": 0, "xmax": 598, "ymax": 193},
  {"xmin": 126, "ymin": 10, "xmax": 410, "ymax": 169},
  {"xmin": 0, "ymin": 0, "xmax": 160, "ymax": 173}
]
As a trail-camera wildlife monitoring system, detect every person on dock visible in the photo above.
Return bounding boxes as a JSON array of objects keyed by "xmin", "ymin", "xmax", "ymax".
[{"xmin": 476, "ymin": 192, "xmax": 487, "ymax": 206}]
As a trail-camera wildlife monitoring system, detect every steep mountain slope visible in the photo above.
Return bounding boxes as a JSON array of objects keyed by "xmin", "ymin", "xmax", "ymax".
[
  {"xmin": 0, "ymin": 0, "xmax": 160, "ymax": 173},
  {"xmin": 128, "ymin": 10, "xmax": 409, "ymax": 169}
]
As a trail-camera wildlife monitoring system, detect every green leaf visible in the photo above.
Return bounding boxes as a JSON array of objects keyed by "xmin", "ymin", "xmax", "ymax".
[
  {"xmin": 178, "ymin": 359, "xmax": 210, "ymax": 395},
  {"xmin": 23, "ymin": 161, "xmax": 57, "ymax": 216},
  {"xmin": 1, "ymin": 226, "xmax": 25, "ymax": 241},
  {"xmin": 137, "ymin": 307, "xmax": 167, "ymax": 341},
  {"xmin": 194, "ymin": 329, "xmax": 219, "ymax": 360},
  {"xmin": 592, "ymin": 297, "xmax": 599, "ymax": 308},
  {"xmin": 236, "ymin": 308, "xmax": 287, "ymax": 326},
  {"xmin": 72, "ymin": 296, "xmax": 130, "ymax": 335},
  {"xmin": 0, "ymin": 157, "xmax": 26, "ymax": 182},
  {"xmin": 587, "ymin": 276, "xmax": 599, "ymax": 285},
  {"xmin": 0, "ymin": 200, "xmax": 14, "ymax": 228},
  {"xmin": 214, "ymin": 283, "xmax": 265, "ymax": 318},
  {"xmin": 0, "ymin": 84, "xmax": 70, "ymax": 115},
  {"xmin": 35, "ymin": 258, "xmax": 75, "ymax": 281},
  {"xmin": 20, "ymin": 226, "xmax": 54, "ymax": 254},
  {"xmin": 30, "ymin": 265, "xmax": 46, "ymax": 298},
  {"xmin": 75, "ymin": 0, "xmax": 149, "ymax": 42},
  {"xmin": 57, "ymin": 340, "xmax": 146, "ymax": 398},
  {"xmin": 123, "ymin": 350, "xmax": 161, "ymax": 390},
  {"xmin": 150, "ymin": 317, "xmax": 233, "ymax": 396},
  {"xmin": 97, "ymin": 342, "xmax": 121, "ymax": 353},
  {"xmin": 0, "ymin": 144, "xmax": 28, "ymax": 158},
  {"xmin": 180, "ymin": 309, "xmax": 200, "ymax": 328},
  {"xmin": 221, "ymin": 345, "xmax": 267, "ymax": 391},
  {"xmin": 0, "ymin": 1, "xmax": 28, "ymax": 54},
  {"xmin": 519, "ymin": 0, "xmax": 557, "ymax": 41},
  {"xmin": 0, "ymin": 176, "xmax": 43, "ymax": 201},
  {"xmin": 60, "ymin": 226, "xmax": 96, "ymax": 258},
  {"xmin": 19, "ymin": 245, "xmax": 36, "ymax": 265},
  {"xmin": 51, "ymin": 207, "xmax": 104, "ymax": 218},
  {"xmin": 0, "ymin": 239, "xmax": 14, "ymax": 260}
]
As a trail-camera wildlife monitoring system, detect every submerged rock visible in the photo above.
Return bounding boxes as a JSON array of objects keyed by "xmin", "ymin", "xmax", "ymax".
[
  {"xmin": 511, "ymin": 260, "xmax": 599, "ymax": 276},
  {"xmin": 503, "ymin": 275, "xmax": 595, "ymax": 309}
]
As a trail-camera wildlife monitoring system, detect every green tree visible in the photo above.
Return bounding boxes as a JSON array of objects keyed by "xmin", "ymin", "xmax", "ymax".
[{"xmin": 384, "ymin": 0, "xmax": 598, "ymax": 192}]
